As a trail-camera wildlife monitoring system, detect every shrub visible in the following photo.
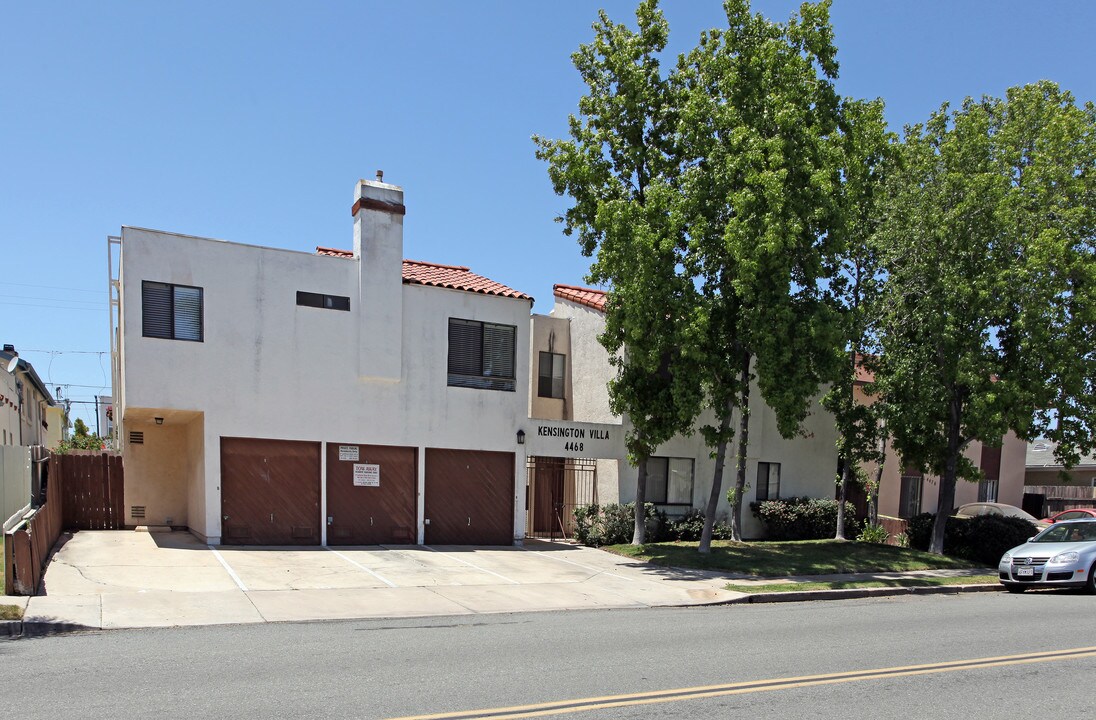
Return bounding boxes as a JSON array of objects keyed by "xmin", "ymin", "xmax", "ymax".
[
  {"xmin": 749, "ymin": 497, "xmax": 861, "ymax": 540},
  {"xmin": 572, "ymin": 503, "xmax": 668, "ymax": 547},
  {"xmin": 906, "ymin": 513, "xmax": 936, "ymax": 551},
  {"xmin": 665, "ymin": 509, "xmax": 734, "ymax": 542},
  {"xmin": 904, "ymin": 512, "xmax": 1037, "ymax": 565},
  {"xmin": 857, "ymin": 523, "xmax": 890, "ymax": 544}
]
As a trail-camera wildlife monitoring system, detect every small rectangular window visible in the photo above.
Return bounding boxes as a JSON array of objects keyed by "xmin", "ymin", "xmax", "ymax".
[
  {"xmin": 447, "ymin": 318, "xmax": 516, "ymax": 392},
  {"xmin": 756, "ymin": 462, "xmax": 781, "ymax": 501},
  {"xmin": 538, "ymin": 352, "xmax": 566, "ymax": 398},
  {"xmin": 899, "ymin": 474, "xmax": 923, "ymax": 518},
  {"xmin": 296, "ymin": 291, "xmax": 350, "ymax": 311},
  {"xmin": 142, "ymin": 281, "xmax": 204, "ymax": 342}
]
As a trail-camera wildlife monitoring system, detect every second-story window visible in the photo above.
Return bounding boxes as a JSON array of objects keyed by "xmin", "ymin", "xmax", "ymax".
[
  {"xmin": 142, "ymin": 281, "xmax": 203, "ymax": 342},
  {"xmin": 538, "ymin": 352, "xmax": 565, "ymax": 399},
  {"xmin": 296, "ymin": 291, "xmax": 350, "ymax": 311},
  {"xmin": 448, "ymin": 318, "xmax": 516, "ymax": 392}
]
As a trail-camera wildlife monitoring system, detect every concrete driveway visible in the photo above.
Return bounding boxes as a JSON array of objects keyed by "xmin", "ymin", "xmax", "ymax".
[{"xmin": 22, "ymin": 530, "xmax": 741, "ymax": 632}]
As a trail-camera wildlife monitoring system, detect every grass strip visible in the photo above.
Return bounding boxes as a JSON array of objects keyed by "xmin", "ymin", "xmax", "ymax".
[
  {"xmin": 0, "ymin": 604, "xmax": 23, "ymax": 621},
  {"xmin": 607, "ymin": 539, "xmax": 977, "ymax": 576},
  {"xmin": 727, "ymin": 575, "xmax": 1001, "ymax": 593}
]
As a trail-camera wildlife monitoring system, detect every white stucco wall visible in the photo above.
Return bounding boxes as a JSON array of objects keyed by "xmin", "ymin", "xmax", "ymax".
[{"xmin": 118, "ymin": 222, "xmax": 532, "ymax": 543}]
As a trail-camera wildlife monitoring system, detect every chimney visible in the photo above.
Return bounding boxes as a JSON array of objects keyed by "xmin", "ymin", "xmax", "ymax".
[{"xmin": 352, "ymin": 175, "xmax": 404, "ymax": 382}]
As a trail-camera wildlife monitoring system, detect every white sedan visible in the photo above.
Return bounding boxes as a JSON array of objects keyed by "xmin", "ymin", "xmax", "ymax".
[{"xmin": 999, "ymin": 519, "xmax": 1096, "ymax": 593}]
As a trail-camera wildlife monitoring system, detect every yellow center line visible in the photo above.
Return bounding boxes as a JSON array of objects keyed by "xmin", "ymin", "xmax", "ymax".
[{"xmin": 386, "ymin": 646, "xmax": 1096, "ymax": 720}]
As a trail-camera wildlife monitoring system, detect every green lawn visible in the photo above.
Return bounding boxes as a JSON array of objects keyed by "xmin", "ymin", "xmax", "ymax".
[
  {"xmin": 607, "ymin": 539, "xmax": 978, "ymax": 576},
  {"xmin": 727, "ymin": 575, "xmax": 1000, "ymax": 593},
  {"xmin": 0, "ymin": 604, "xmax": 21, "ymax": 621}
]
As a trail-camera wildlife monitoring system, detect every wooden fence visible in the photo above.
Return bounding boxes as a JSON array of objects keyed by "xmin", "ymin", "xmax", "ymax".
[
  {"xmin": 1023, "ymin": 486, "xmax": 1096, "ymax": 518},
  {"xmin": 57, "ymin": 452, "xmax": 125, "ymax": 530},
  {"xmin": 5, "ymin": 451, "xmax": 123, "ymax": 595}
]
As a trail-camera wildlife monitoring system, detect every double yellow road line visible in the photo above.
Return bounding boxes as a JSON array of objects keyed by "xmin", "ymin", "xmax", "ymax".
[{"xmin": 389, "ymin": 646, "xmax": 1096, "ymax": 720}]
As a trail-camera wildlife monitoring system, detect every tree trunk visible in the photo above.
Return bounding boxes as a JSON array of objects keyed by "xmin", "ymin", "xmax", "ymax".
[
  {"xmin": 699, "ymin": 400, "xmax": 734, "ymax": 554},
  {"xmin": 929, "ymin": 392, "xmax": 964, "ymax": 555},
  {"xmin": 835, "ymin": 346, "xmax": 858, "ymax": 541},
  {"xmin": 632, "ymin": 453, "xmax": 649, "ymax": 545},
  {"xmin": 834, "ymin": 458, "xmax": 851, "ymax": 540},
  {"xmin": 729, "ymin": 359, "xmax": 751, "ymax": 542},
  {"xmin": 868, "ymin": 447, "xmax": 885, "ymax": 527}
]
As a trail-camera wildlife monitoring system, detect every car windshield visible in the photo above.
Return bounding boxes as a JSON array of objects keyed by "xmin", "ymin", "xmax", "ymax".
[{"xmin": 1034, "ymin": 522, "xmax": 1096, "ymax": 543}]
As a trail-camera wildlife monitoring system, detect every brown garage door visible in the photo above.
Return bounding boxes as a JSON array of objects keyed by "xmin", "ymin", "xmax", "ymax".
[
  {"xmin": 326, "ymin": 443, "xmax": 417, "ymax": 545},
  {"xmin": 424, "ymin": 448, "xmax": 514, "ymax": 545},
  {"xmin": 221, "ymin": 437, "xmax": 321, "ymax": 545}
]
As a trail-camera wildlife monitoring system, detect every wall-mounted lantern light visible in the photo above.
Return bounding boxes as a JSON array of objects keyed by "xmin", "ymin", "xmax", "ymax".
[{"xmin": 516, "ymin": 429, "xmax": 525, "ymax": 445}]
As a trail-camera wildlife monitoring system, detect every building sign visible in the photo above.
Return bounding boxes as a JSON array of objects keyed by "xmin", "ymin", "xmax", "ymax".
[
  {"xmin": 525, "ymin": 420, "xmax": 625, "ymax": 459},
  {"xmin": 353, "ymin": 463, "xmax": 380, "ymax": 487},
  {"xmin": 339, "ymin": 445, "xmax": 359, "ymax": 461}
]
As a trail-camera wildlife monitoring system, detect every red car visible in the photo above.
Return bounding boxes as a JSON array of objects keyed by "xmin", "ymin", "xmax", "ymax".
[{"xmin": 1042, "ymin": 508, "xmax": 1096, "ymax": 524}]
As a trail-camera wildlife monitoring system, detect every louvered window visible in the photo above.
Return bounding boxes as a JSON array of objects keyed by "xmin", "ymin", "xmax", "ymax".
[
  {"xmin": 142, "ymin": 281, "xmax": 204, "ymax": 342},
  {"xmin": 448, "ymin": 318, "xmax": 516, "ymax": 392}
]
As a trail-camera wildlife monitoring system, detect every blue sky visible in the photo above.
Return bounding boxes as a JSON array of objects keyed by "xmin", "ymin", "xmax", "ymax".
[{"xmin": 3, "ymin": 1, "xmax": 1094, "ymax": 428}]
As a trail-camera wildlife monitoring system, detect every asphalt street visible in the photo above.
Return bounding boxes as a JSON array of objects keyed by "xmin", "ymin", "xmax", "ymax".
[{"xmin": 2, "ymin": 591, "xmax": 1094, "ymax": 719}]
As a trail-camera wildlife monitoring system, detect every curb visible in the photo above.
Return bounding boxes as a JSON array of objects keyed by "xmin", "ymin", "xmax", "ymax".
[
  {"xmin": 1, "ymin": 620, "xmax": 22, "ymax": 639},
  {"xmin": 21, "ymin": 620, "xmax": 99, "ymax": 637},
  {"xmin": 726, "ymin": 583, "xmax": 1003, "ymax": 604}
]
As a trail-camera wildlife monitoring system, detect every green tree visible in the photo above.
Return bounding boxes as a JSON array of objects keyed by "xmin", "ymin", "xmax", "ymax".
[
  {"xmin": 873, "ymin": 82, "xmax": 1096, "ymax": 554},
  {"xmin": 534, "ymin": 0, "xmax": 703, "ymax": 544},
  {"xmin": 57, "ymin": 416, "xmax": 104, "ymax": 453},
  {"xmin": 822, "ymin": 97, "xmax": 893, "ymax": 540},
  {"xmin": 676, "ymin": 0, "xmax": 844, "ymax": 544}
]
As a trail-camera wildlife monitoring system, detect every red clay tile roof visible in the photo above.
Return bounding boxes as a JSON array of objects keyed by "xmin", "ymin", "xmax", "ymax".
[
  {"xmin": 402, "ymin": 259, "xmax": 532, "ymax": 300},
  {"xmin": 554, "ymin": 284, "xmax": 607, "ymax": 312},
  {"xmin": 316, "ymin": 246, "xmax": 354, "ymax": 258},
  {"xmin": 314, "ymin": 247, "xmax": 532, "ymax": 300}
]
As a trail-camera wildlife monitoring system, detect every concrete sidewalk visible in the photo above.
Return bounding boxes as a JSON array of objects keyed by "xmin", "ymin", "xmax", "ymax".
[{"xmin": 2, "ymin": 531, "xmax": 1001, "ymax": 636}]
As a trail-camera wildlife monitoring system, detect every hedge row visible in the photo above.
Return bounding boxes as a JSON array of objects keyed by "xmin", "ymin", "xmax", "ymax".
[{"xmin": 906, "ymin": 512, "xmax": 1037, "ymax": 565}]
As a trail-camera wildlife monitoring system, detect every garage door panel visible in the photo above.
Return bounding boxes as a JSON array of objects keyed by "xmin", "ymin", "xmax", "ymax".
[
  {"xmin": 425, "ymin": 448, "xmax": 514, "ymax": 545},
  {"xmin": 221, "ymin": 437, "xmax": 321, "ymax": 545},
  {"xmin": 326, "ymin": 443, "xmax": 417, "ymax": 545}
]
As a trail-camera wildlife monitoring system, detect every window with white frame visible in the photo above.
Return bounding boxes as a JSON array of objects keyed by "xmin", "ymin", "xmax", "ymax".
[
  {"xmin": 756, "ymin": 462, "xmax": 781, "ymax": 501},
  {"xmin": 647, "ymin": 457, "xmax": 694, "ymax": 507},
  {"xmin": 447, "ymin": 318, "xmax": 516, "ymax": 392},
  {"xmin": 142, "ymin": 281, "xmax": 204, "ymax": 342}
]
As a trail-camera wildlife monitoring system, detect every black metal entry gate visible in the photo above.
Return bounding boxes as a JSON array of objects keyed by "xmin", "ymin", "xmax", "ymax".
[{"xmin": 525, "ymin": 456, "xmax": 597, "ymax": 540}]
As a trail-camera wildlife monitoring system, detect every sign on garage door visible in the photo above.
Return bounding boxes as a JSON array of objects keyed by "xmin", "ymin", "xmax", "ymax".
[{"xmin": 326, "ymin": 443, "xmax": 416, "ymax": 545}]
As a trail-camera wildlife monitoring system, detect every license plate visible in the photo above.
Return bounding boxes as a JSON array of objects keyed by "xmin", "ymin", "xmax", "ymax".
[{"xmin": 1017, "ymin": 567, "xmax": 1034, "ymax": 577}]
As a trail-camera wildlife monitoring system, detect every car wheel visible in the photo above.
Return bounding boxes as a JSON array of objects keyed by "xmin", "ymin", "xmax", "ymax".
[
  {"xmin": 1005, "ymin": 584, "xmax": 1027, "ymax": 594},
  {"xmin": 1087, "ymin": 563, "xmax": 1096, "ymax": 595}
]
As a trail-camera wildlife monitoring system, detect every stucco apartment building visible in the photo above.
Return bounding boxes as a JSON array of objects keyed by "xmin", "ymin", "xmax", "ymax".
[
  {"xmin": 530, "ymin": 289, "xmax": 1029, "ymax": 534},
  {"xmin": 529, "ymin": 285, "xmax": 842, "ymax": 539},
  {"xmin": 111, "ymin": 177, "xmax": 534, "ymax": 546}
]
